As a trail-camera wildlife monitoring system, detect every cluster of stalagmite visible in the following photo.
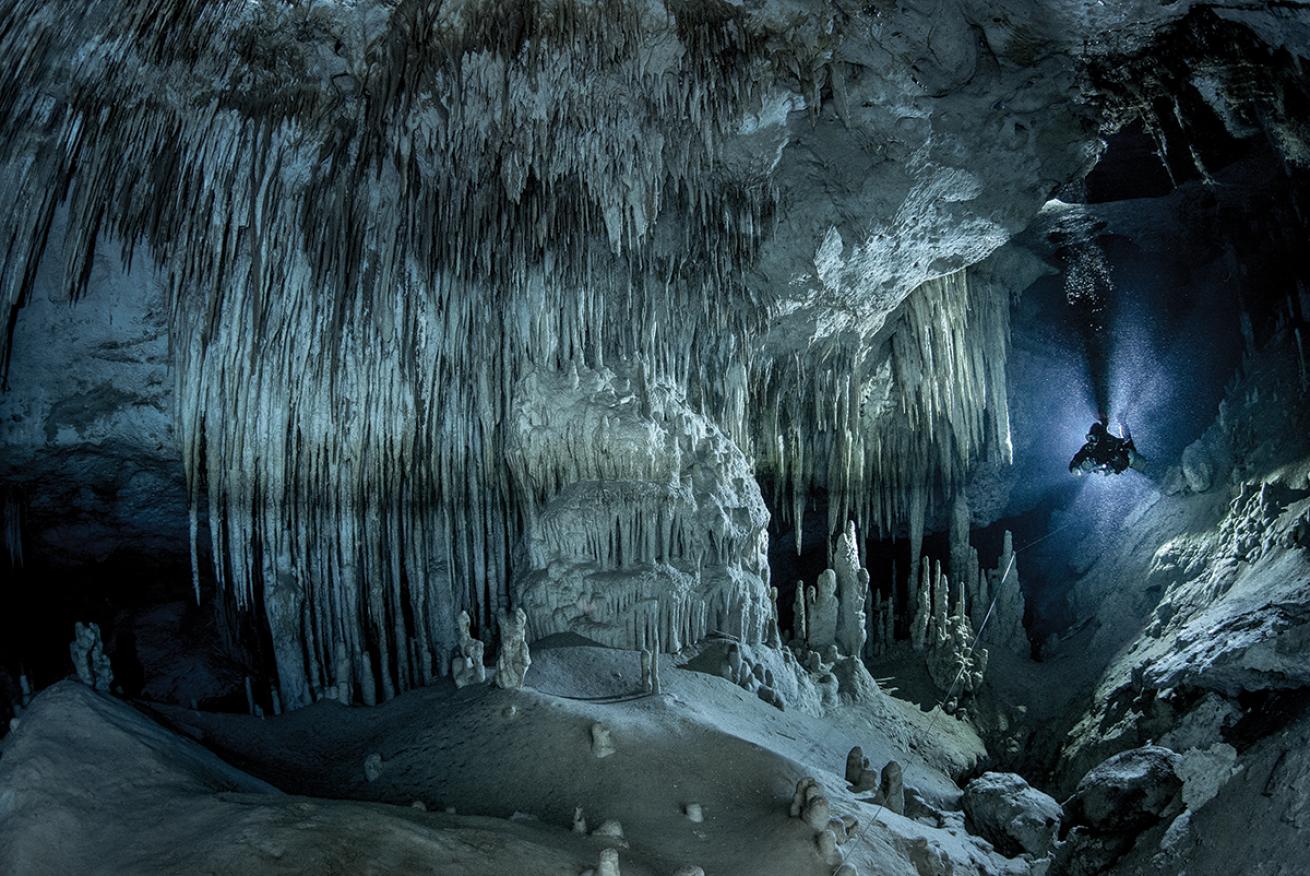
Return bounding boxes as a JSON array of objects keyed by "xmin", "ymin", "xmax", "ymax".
[
  {"xmin": 900, "ymin": 557, "xmax": 992, "ymax": 700},
  {"xmin": 845, "ymin": 747, "xmax": 905, "ymax": 815},
  {"xmin": 793, "ymin": 522, "xmax": 870, "ymax": 659},
  {"xmin": 792, "ymin": 513, "xmax": 1021, "ymax": 704},
  {"xmin": 859, "ymin": 516, "xmax": 1026, "ymax": 700},
  {"xmin": 790, "ymin": 777, "xmax": 862, "ymax": 874},
  {"xmin": 715, "ymin": 641, "xmax": 786, "ymax": 710}
]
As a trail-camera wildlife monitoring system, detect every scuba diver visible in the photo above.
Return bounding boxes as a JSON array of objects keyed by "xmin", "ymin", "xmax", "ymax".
[{"xmin": 1069, "ymin": 418, "xmax": 1143, "ymax": 476}]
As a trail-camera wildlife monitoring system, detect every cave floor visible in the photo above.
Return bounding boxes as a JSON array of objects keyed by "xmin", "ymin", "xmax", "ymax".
[{"xmin": 1, "ymin": 638, "xmax": 1023, "ymax": 875}]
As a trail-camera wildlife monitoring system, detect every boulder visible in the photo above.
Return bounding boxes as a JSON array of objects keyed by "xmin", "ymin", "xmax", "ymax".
[
  {"xmin": 962, "ymin": 771, "xmax": 1061, "ymax": 857},
  {"xmin": 1065, "ymin": 745, "xmax": 1183, "ymax": 834}
]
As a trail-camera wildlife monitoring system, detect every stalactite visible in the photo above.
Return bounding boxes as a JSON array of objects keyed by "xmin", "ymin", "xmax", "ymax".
[{"xmin": 0, "ymin": 0, "xmax": 1015, "ymax": 704}]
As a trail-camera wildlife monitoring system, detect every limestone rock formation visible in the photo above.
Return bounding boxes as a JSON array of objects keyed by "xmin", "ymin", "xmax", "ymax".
[
  {"xmin": 845, "ymin": 747, "xmax": 869, "ymax": 787},
  {"xmin": 921, "ymin": 568, "xmax": 988, "ymax": 700},
  {"xmin": 790, "ymin": 777, "xmax": 820, "ymax": 819},
  {"xmin": 363, "ymin": 753, "xmax": 383, "ymax": 783},
  {"xmin": 592, "ymin": 819, "xmax": 626, "ymax": 848},
  {"xmin": 962, "ymin": 772, "xmax": 1061, "ymax": 857},
  {"xmin": 0, "ymin": 1, "xmax": 1307, "ymax": 874},
  {"xmin": 798, "ymin": 525, "xmax": 874, "ymax": 659},
  {"xmin": 507, "ymin": 365, "xmax": 771, "ymax": 652},
  {"xmin": 639, "ymin": 648, "xmax": 656, "ymax": 696}
]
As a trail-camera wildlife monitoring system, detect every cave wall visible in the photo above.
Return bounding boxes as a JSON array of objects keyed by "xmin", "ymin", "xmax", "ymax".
[{"xmin": 1, "ymin": 214, "xmax": 182, "ymax": 567}]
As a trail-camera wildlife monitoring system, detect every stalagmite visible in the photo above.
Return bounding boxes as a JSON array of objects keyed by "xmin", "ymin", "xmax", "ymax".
[
  {"xmin": 926, "ymin": 599, "xmax": 987, "ymax": 700},
  {"xmin": 793, "ymin": 582, "xmax": 808, "ymax": 643},
  {"xmin": 847, "ymin": 746, "xmax": 880, "ymax": 793},
  {"xmin": 803, "ymin": 794, "xmax": 833, "ymax": 831},
  {"xmin": 767, "ymin": 586, "xmax": 782, "ymax": 648},
  {"xmin": 791, "ymin": 777, "xmax": 821, "ymax": 818},
  {"xmin": 846, "ymin": 747, "xmax": 869, "ymax": 785},
  {"xmin": 911, "ymin": 563, "xmax": 931, "ymax": 653},
  {"xmin": 453, "ymin": 612, "xmax": 487, "ymax": 689},
  {"xmin": 591, "ymin": 723, "xmax": 616, "ymax": 759},
  {"xmin": 593, "ymin": 820, "xmax": 626, "ymax": 846},
  {"xmin": 494, "ymin": 608, "xmax": 532, "ymax": 690},
  {"xmin": 816, "ymin": 829, "xmax": 843, "ymax": 866},
  {"xmin": 69, "ymin": 622, "xmax": 113, "ymax": 693},
  {"xmin": 880, "ymin": 761, "xmax": 905, "ymax": 815},
  {"xmin": 984, "ymin": 531, "xmax": 1029, "ymax": 656},
  {"xmin": 832, "ymin": 521, "xmax": 870, "ymax": 657},
  {"xmin": 807, "ymin": 570, "xmax": 839, "ymax": 651},
  {"xmin": 930, "ymin": 562, "xmax": 949, "ymax": 646},
  {"xmin": 640, "ymin": 626, "xmax": 662, "ymax": 696},
  {"xmin": 596, "ymin": 848, "xmax": 620, "ymax": 876}
]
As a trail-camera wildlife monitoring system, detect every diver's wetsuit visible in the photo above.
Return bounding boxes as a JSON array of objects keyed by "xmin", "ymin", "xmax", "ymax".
[{"xmin": 1069, "ymin": 421, "xmax": 1139, "ymax": 475}]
